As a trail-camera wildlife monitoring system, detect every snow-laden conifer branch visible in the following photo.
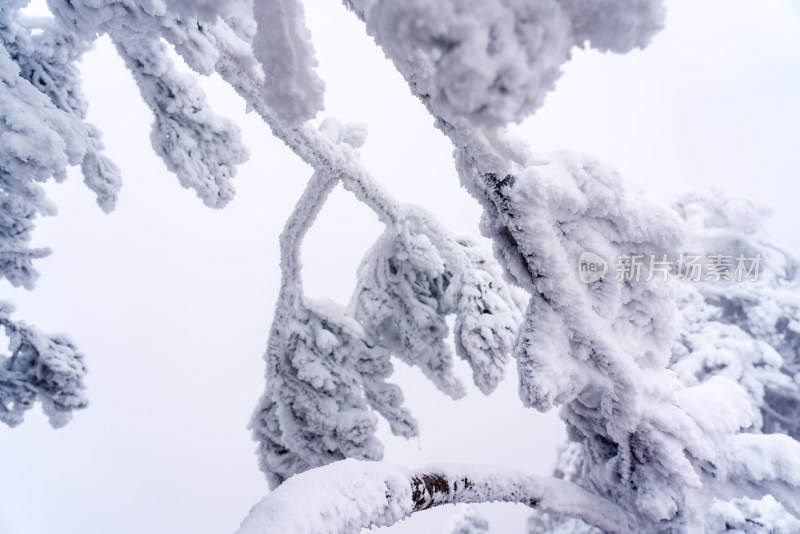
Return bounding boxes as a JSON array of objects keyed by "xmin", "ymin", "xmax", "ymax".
[
  {"xmin": 1, "ymin": 8, "xmax": 121, "ymax": 213},
  {"xmin": 250, "ymin": 158, "xmax": 396, "ymax": 484},
  {"xmin": 235, "ymin": 459, "xmax": 631, "ymax": 534},
  {"xmin": 251, "ymin": 124, "xmax": 522, "ymax": 485},
  {"xmin": 114, "ymin": 34, "xmax": 248, "ymax": 208},
  {"xmin": 0, "ymin": 302, "xmax": 87, "ymax": 427},
  {"xmin": 672, "ymin": 188, "xmax": 800, "ymax": 439},
  {"xmin": 6, "ymin": 0, "xmax": 521, "ymax": 433},
  {"xmin": 36, "ymin": 0, "xmax": 404, "ymax": 230},
  {"xmin": 1, "ymin": 9, "xmax": 86, "ymax": 288},
  {"xmin": 47, "ymin": 0, "xmax": 399, "ymax": 224},
  {"xmin": 351, "ymin": 212, "xmax": 522, "ymax": 398}
]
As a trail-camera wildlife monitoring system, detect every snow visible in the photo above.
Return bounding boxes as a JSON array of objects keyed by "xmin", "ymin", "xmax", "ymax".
[
  {"xmin": 351, "ymin": 0, "xmax": 663, "ymax": 128},
  {"xmin": 114, "ymin": 34, "xmax": 247, "ymax": 208},
  {"xmin": 672, "ymin": 188, "xmax": 800, "ymax": 439},
  {"xmin": 251, "ymin": 144, "xmax": 522, "ymax": 485},
  {"xmin": 3, "ymin": 0, "xmax": 800, "ymax": 532},
  {"xmin": 0, "ymin": 301, "xmax": 88, "ymax": 427},
  {"xmin": 446, "ymin": 504, "xmax": 489, "ymax": 534},
  {"xmin": 236, "ymin": 459, "xmax": 630, "ymax": 534},
  {"xmin": 707, "ymin": 496, "xmax": 800, "ymax": 534},
  {"xmin": 252, "ymin": 0, "xmax": 325, "ymax": 126}
]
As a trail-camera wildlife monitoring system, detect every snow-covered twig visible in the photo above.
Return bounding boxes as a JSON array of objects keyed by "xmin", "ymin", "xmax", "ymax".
[{"xmin": 277, "ymin": 170, "xmax": 339, "ymax": 294}]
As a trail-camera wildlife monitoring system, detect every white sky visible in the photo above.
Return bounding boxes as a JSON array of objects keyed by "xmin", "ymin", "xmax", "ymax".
[{"xmin": 1, "ymin": 1, "xmax": 798, "ymax": 533}]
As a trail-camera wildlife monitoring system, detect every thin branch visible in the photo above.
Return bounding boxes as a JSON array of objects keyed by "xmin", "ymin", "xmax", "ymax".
[{"xmin": 277, "ymin": 171, "xmax": 339, "ymax": 296}]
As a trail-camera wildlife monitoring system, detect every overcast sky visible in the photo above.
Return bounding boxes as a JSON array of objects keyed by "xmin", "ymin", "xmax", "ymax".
[{"xmin": 1, "ymin": 1, "xmax": 798, "ymax": 533}]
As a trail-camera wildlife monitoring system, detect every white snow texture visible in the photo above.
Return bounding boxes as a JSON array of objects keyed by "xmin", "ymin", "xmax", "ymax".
[{"xmin": 2, "ymin": 0, "xmax": 800, "ymax": 533}]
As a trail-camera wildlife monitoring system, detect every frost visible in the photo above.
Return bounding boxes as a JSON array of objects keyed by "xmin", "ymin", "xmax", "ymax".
[
  {"xmin": 706, "ymin": 496, "xmax": 800, "ymax": 534},
  {"xmin": 251, "ymin": 160, "xmax": 522, "ymax": 486},
  {"xmin": 672, "ymin": 187, "xmax": 800, "ymax": 438},
  {"xmin": 341, "ymin": 1, "xmax": 800, "ymax": 528},
  {"xmin": 349, "ymin": 0, "xmax": 664, "ymax": 127},
  {"xmin": 252, "ymin": 0, "xmax": 325, "ymax": 125},
  {"xmin": 236, "ymin": 459, "xmax": 631, "ymax": 534},
  {"xmin": 0, "ymin": 0, "xmax": 274, "ymax": 423},
  {"xmin": 351, "ymin": 222, "xmax": 522, "ymax": 398},
  {"xmin": 114, "ymin": 34, "xmax": 247, "ymax": 208},
  {"xmin": 3, "ymin": 0, "xmax": 799, "ymax": 532},
  {"xmin": 0, "ymin": 302, "xmax": 88, "ymax": 427}
]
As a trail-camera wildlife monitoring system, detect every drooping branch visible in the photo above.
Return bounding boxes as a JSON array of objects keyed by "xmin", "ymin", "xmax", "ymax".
[
  {"xmin": 252, "ymin": 138, "xmax": 522, "ymax": 485},
  {"xmin": 0, "ymin": 301, "xmax": 88, "ymax": 428},
  {"xmin": 113, "ymin": 33, "xmax": 248, "ymax": 209},
  {"xmin": 235, "ymin": 459, "xmax": 631, "ymax": 534}
]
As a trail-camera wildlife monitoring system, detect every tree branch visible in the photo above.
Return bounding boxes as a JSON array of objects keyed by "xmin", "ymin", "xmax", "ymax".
[
  {"xmin": 277, "ymin": 171, "xmax": 338, "ymax": 295},
  {"xmin": 234, "ymin": 459, "xmax": 630, "ymax": 534}
]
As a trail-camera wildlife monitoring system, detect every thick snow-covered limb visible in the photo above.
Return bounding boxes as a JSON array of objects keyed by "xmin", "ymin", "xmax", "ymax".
[{"xmin": 235, "ymin": 459, "xmax": 631, "ymax": 534}]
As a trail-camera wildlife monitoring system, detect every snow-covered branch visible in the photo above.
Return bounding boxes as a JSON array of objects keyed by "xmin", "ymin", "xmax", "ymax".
[
  {"xmin": 339, "ymin": 1, "xmax": 800, "ymax": 530},
  {"xmin": 0, "ymin": 302, "xmax": 88, "ymax": 428},
  {"xmin": 114, "ymin": 34, "xmax": 248, "ymax": 208},
  {"xmin": 251, "ymin": 129, "xmax": 522, "ymax": 486},
  {"xmin": 5, "ymin": 0, "xmax": 800, "ymax": 531},
  {"xmin": 235, "ymin": 459, "xmax": 630, "ymax": 534},
  {"xmin": 672, "ymin": 187, "xmax": 800, "ymax": 439}
]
